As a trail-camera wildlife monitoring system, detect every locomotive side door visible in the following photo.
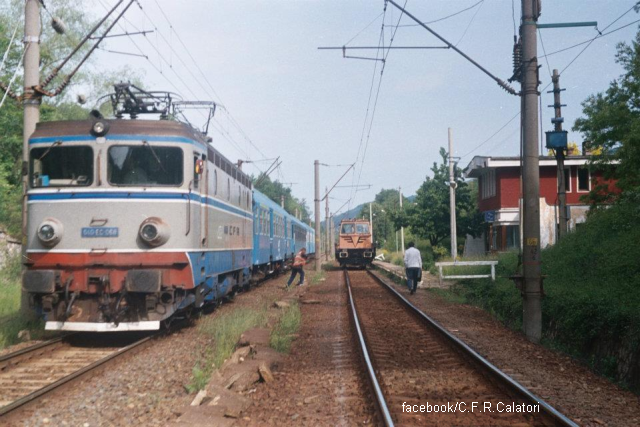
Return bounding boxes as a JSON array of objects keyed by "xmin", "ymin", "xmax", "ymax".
[{"xmin": 194, "ymin": 153, "xmax": 207, "ymax": 247}]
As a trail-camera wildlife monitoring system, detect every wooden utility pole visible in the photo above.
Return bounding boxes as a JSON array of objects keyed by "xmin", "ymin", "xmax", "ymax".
[
  {"xmin": 551, "ymin": 69, "xmax": 568, "ymax": 238},
  {"xmin": 448, "ymin": 128, "xmax": 457, "ymax": 259},
  {"xmin": 520, "ymin": 0, "xmax": 543, "ymax": 343}
]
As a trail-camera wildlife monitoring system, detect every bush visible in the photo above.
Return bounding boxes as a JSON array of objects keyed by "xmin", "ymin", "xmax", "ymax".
[
  {"xmin": 445, "ymin": 201, "xmax": 640, "ymax": 391},
  {"xmin": 0, "ymin": 252, "xmax": 45, "ymax": 349}
]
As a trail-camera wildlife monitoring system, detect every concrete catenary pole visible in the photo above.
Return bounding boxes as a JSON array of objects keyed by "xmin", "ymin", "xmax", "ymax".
[
  {"xmin": 21, "ymin": 0, "xmax": 41, "ymax": 315},
  {"xmin": 369, "ymin": 203, "xmax": 373, "ymax": 244},
  {"xmin": 521, "ymin": 0, "xmax": 543, "ymax": 343},
  {"xmin": 399, "ymin": 187, "xmax": 405, "ymax": 254},
  {"xmin": 314, "ymin": 160, "xmax": 321, "ymax": 272},
  {"xmin": 329, "ymin": 214, "xmax": 334, "ymax": 260},
  {"xmin": 552, "ymin": 69, "xmax": 568, "ymax": 239},
  {"xmin": 280, "ymin": 194, "xmax": 285, "ymax": 208},
  {"xmin": 448, "ymin": 128, "xmax": 457, "ymax": 259},
  {"xmin": 325, "ymin": 187, "xmax": 329, "ymax": 261}
]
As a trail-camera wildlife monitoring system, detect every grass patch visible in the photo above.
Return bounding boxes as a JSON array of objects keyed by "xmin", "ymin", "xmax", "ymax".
[
  {"xmin": 428, "ymin": 287, "xmax": 468, "ymax": 305},
  {"xmin": 186, "ymin": 305, "xmax": 269, "ymax": 392},
  {"xmin": 309, "ymin": 270, "xmax": 326, "ymax": 286},
  {"xmin": 270, "ymin": 302, "xmax": 301, "ymax": 353},
  {"xmin": 0, "ymin": 251, "xmax": 45, "ymax": 349}
]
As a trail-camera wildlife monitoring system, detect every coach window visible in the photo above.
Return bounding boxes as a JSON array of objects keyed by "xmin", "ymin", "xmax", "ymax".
[
  {"xmin": 227, "ymin": 178, "xmax": 231, "ymax": 201},
  {"xmin": 30, "ymin": 145, "xmax": 93, "ymax": 187},
  {"xmin": 238, "ymin": 185, "xmax": 241, "ymax": 205},
  {"xmin": 107, "ymin": 145, "xmax": 183, "ymax": 186},
  {"xmin": 213, "ymin": 170, "xmax": 218, "ymax": 195}
]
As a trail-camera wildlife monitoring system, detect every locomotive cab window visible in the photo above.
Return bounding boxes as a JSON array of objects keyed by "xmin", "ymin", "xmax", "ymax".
[
  {"xmin": 107, "ymin": 145, "xmax": 183, "ymax": 186},
  {"xmin": 341, "ymin": 224, "xmax": 355, "ymax": 234},
  {"xmin": 356, "ymin": 224, "xmax": 370, "ymax": 234},
  {"xmin": 30, "ymin": 145, "xmax": 93, "ymax": 187}
]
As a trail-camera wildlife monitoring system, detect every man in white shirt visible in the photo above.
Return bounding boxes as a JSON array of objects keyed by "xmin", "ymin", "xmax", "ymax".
[{"xmin": 403, "ymin": 242, "xmax": 422, "ymax": 295}]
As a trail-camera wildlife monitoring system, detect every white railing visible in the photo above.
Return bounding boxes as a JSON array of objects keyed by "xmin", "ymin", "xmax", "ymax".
[{"xmin": 434, "ymin": 261, "xmax": 498, "ymax": 286}]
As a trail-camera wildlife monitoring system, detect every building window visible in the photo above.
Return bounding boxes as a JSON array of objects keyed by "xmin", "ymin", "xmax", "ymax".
[
  {"xmin": 577, "ymin": 168, "xmax": 590, "ymax": 192},
  {"xmin": 481, "ymin": 169, "xmax": 496, "ymax": 199},
  {"xmin": 506, "ymin": 225, "xmax": 520, "ymax": 249}
]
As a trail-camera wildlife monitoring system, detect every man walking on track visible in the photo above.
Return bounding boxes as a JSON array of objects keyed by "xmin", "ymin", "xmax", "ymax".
[
  {"xmin": 404, "ymin": 242, "xmax": 422, "ymax": 295},
  {"xmin": 287, "ymin": 247, "xmax": 307, "ymax": 288}
]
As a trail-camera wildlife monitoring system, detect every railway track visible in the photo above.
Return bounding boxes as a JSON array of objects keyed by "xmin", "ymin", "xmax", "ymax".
[
  {"xmin": 345, "ymin": 268, "xmax": 578, "ymax": 427},
  {"xmin": 0, "ymin": 333, "xmax": 152, "ymax": 417}
]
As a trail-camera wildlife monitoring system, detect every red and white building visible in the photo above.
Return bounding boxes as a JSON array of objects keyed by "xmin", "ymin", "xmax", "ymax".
[{"xmin": 464, "ymin": 155, "xmax": 618, "ymax": 253}]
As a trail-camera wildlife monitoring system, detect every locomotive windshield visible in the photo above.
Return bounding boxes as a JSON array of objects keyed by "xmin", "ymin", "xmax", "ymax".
[
  {"xmin": 340, "ymin": 223, "xmax": 370, "ymax": 234},
  {"xmin": 356, "ymin": 224, "xmax": 370, "ymax": 234},
  {"xmin": 108, "ymin": 145, "xmax": 183, "ymax": 186},
  {"xmin": 30, "ymin": 145, "xmax": 93, "ymax": 187},
  {"xmin": 341, "ymin": 224, "xmax": 354, "ymax": 234}
]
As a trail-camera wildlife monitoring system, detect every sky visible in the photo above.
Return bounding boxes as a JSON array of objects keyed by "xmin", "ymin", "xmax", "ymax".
[{"xmin": 82, "ymin": 0, "xmax": 640, "ymax": 214}]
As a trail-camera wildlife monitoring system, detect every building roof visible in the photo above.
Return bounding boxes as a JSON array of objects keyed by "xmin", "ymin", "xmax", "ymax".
[{"xmin": 464, "ymin": 155, "xmax": 591, "ymax": 178}]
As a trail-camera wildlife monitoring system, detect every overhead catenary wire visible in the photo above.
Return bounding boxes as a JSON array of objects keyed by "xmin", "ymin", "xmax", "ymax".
[
  {"xmin": 460, "ymin": 111, "xmax": 521, "ymax": 160},
  {"xmin": 395, "ymin": 0, "xmax": 485, "ymax": 28},
  {"xmin": 455, "ymin": 0, "xmax": 485, "ymax": 46},
  {"xmin": 385, "ymin": 0, "xmax": 517, "ymax": 96},
  {"xmin": 93, "ymin": 0, "xmax": 257, "ymax": 168},
  {"xmin": 150, "ymin": 0, "xmax": 269, "ymax": 161}
]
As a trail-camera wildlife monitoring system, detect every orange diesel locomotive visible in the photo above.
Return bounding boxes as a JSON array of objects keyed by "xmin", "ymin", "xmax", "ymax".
[{"xmin": 335, "ymin": 219, "xmax": 375, "ymax": 267}]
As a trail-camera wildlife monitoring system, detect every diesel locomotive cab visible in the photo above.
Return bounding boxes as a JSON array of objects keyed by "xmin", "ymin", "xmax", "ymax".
[{"xmin": 335, "ymin": 219, "xmax": 376, "ymax": 267}]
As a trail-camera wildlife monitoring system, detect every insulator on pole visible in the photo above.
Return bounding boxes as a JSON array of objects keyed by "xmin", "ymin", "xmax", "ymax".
[{"xmin": 51, "ymin": 17, "xmax": 66, "ymax": 34}]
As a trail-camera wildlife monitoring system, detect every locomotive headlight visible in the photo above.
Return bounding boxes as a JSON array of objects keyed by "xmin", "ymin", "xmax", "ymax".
[
  {"xmin": 37, "ymin": 218, "xmax": 63, "ymax": 247},
  {"xmin": 139, "ymin": 217, "xmax": 170, "ymax": 247},
  {"xmin": 90, "ymin": 120, "xmax": 109, "ymax": 137}
]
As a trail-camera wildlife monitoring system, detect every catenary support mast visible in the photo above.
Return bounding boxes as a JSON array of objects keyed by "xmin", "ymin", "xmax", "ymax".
[{"xmin": 521, "ymin": 0, "xmax": 543, "ymax": 343}]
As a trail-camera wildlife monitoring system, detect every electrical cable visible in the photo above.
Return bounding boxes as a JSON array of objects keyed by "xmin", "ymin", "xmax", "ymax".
[
  {"xmin": 455, "ymin": 0, "xmax": 485, "ymax": 46},
  {"xmin": 150, "ymin": 0, "xmax": 268, "ymax": 160},
  {"xmin": 344, "ymin": 11, "xmax": 385, "ymax": 46},
  {"xmin": 459, "ymin": 112, "xmax": 521, "ymax": 159},
  {"xmin": 395, "ymin": 0, "xmax": 484, "ymax": 27},
  {"xmin": 539, "ymin": 18, "xmax": 640, "ymax": 59},
  {"xmin": 0, "ymin": 23, "xmax": 20, "ymax": 74},
  {"xmin": 93, "ymin": 0, "xmax": 254, "ymax": 164},
  {"xmin": 0, "ymin": 49, "xmax": 27, "ymax": 109}
]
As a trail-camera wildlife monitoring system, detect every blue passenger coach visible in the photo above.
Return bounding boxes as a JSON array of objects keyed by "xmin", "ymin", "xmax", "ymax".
[{"xmin": 251, "ymin": 190, "xmax": 314, "ymax": 277}]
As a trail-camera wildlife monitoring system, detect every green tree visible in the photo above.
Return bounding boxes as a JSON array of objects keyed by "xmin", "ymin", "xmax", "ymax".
[
  {"xmin": 358, "ymin": 188, "xmax": 406, "ymax": 250},
  {"xmin": 0, "ymin": 2, "xmax": 143, "ymax": 236},
  {"xmin": 396, "ymin": 147, "xmax": 483, "ymax": 249},
  {"xmin": 574, "ymin": 27, "xmax": 640, "ymax": 204}
]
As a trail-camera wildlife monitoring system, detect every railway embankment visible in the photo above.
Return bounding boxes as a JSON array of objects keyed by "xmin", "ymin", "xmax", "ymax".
[{"xmin": 377, "ymin": 263, "xmax": 640, "ymax": 426}]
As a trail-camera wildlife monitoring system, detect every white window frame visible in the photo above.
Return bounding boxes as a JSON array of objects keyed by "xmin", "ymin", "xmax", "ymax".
[{"xmin": 577, "ymin": 167, "xmax": 591, "ymax": 193}]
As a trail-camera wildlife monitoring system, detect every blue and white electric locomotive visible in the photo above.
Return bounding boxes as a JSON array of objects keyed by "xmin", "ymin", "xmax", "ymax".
[{"xmin": 21, "ymin": 86, "xmax": 315, "ymax": 331}]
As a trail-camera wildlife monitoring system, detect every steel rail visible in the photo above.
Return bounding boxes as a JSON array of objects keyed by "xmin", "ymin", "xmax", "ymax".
[
  {"xmin": 367, "ymin": 268, "xmax": 578, "ymax": 427},
  {"xmin": 0, "ymin": 336, "xmax": 66, "ymax": 365},
  {"xmin": 0, "ymin": 335, "xmax": 153, "ymax": 417},
  {"xmin": 343, "ymin": 269, "xmax": 394, "ymax": 427}
]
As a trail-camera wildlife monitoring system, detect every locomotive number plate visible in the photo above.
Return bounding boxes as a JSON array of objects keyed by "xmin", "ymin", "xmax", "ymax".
[{"xmin": 81, "ymin": 227, "xmax": 119, "ymax": 238}]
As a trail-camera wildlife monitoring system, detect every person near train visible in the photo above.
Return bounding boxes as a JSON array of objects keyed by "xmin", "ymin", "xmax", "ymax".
[
  {"xmin": 403, "ymin": 242, "xmax": 422, "ymax": 295},
  {"xmin": 287, "ymin": 247, "xmax": 308, "ymax": 288}
]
